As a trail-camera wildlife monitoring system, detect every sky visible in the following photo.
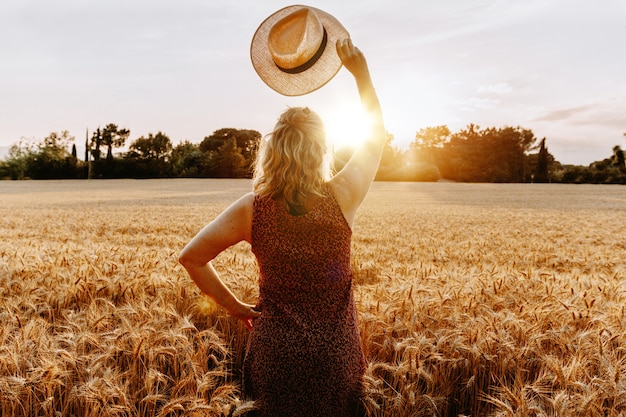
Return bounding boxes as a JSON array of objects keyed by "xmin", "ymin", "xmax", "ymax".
[{"xmin": 0, "ymin": 0, "xmax": 625, "ymax": 165}]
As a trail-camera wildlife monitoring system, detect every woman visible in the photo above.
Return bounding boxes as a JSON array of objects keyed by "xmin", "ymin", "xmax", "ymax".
[{"xmin": 179, "ymin": 38, "xmax": 385, "ymax": 416}]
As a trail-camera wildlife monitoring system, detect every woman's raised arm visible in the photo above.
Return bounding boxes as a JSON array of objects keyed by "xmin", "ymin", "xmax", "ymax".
[{"xmin": 330, "ymin": 39, "xmax": 386, "ymax": 227}]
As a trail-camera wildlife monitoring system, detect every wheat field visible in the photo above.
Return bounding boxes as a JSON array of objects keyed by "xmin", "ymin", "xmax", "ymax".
[{"xmin": 1, "ymin": 179, "xmax": 625, "ymax": 417}]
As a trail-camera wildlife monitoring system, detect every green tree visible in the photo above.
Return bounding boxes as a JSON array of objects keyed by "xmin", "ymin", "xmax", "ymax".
[
  {"xmin": 234, "ymin": 129, "xmax": 261, "ymax": 163},
  {"xmin": 211, "ymin": 136, "xmax": 247, "ymax": 178},
  {"xmin": 1, "ymin": 133, "xmax": 82, "ymax": 179},
  {"xmin": 84, "ymin": 130, "xmax": 90, "ymax": 162},
  {"xmin": 438, "ymin": 124, "xmax": 483, "ymax": 182},
  {"xmin": 438, "ymin": 125, "xmax": 538, "ymax": 182},
  {"xmin": 612, "ymin": 145, "xmax": 625, "ymax": 171},
  {"xmin": 407, "ymin": 125, "xmax": 450, "ymax": 179},
  {"xmin": 99, "ymin": 123, "xmax": 130, "ymax": 160},
  {"xmin": 414, "ymin": 125, "xmax": 451, "ymax": 149},
  {"xmin": 561, "ymin": 165, "xmax": 592, "ymax": 183},
  {"xmin": 126, "ymin": 132, "xmax": 173, "ymax": 178},
  {"xmin": 200, "ymin": 128, "xmax": 260, "ymax": 176},
  {"xmin": 91, "ymin": 127, "xmax": 102, "ymax": 161},
  {"xmin": 128, "ymin": 132, "xmax": 172, "ymax": 161},
  {"xmin": 104, "ymin": 124, "xmax": 130, "ymax": 160},
  {"xmin": 0, "ymin": 141, "xmax": 34, "ymax": 179},
  {"xmin": 171, "ymin": 141, "xmax": 202, "ymax": 177},
  {"xmin": 89, "ymin": 124, "xmax": 130, "ymax": 178},
  {"xmin": 29, "ymin": 131, "xmax": 76, "ymax": 179},
  {"xmin": 496, "ymin": 126, "xmax": 536, "ymax": 182},
  {"xmin": 533, "ymin": 138, "xmax": 550, "ymax": 183}
]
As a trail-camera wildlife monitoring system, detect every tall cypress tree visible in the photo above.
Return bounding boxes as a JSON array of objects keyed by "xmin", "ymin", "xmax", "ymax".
[
  {"xmin": 84, "ymin": 129, "xmax": 89, "ymax": 162},
  {"xmin": 535, "ymin": 138, "xmax": 549, "ymax": 183}
]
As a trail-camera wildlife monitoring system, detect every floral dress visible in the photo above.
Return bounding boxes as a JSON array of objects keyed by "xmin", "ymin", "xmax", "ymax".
[{"xmin": 244, "ymin": 184, "xmax": 365, "ymax": 417}]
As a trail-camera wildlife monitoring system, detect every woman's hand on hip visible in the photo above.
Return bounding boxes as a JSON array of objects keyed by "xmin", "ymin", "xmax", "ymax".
[{"xmin": 228, "ymin": 301, "xmax": 262, "ymax": 331}]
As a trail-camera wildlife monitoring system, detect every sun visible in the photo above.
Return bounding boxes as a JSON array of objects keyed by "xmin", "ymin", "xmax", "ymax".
[{"xmin": 322, "ymin": 105, "xmax": 370, "ymax": 152}]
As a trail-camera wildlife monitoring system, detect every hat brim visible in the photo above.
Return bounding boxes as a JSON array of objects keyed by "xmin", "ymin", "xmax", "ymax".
[{"xmin": 251, "ymin": 5, "xmax": 350, "ymax": 96}]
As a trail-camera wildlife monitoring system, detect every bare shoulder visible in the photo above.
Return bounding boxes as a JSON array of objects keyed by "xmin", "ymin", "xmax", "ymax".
[
  {"xmin": 234, "ymin": 191, "xmax": 255, "ymax": 211},
  {"xmin": 232, "ymin": 191, "xmax": 255, "ymax": 222},
  {"xmin": 221, "ymin": 191, "xmax": 255, "ymax": 218},
  {"xmin": 214, "ymin": 191, "xmax": 255, "ymax": 243}
]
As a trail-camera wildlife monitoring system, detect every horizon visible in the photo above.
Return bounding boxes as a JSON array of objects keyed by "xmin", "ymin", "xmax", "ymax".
[{"xmin": 0, "ymin": 127, "xmax": 620, "ymax": 168}]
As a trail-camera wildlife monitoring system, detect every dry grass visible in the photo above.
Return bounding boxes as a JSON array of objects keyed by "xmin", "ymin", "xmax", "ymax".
[{"xmin": 1, "ymin": 179, "xmax": 625, "ymax": 416}]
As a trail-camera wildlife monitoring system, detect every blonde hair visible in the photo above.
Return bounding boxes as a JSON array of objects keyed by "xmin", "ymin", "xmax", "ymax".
[{"xmin": 253, "ymin": 107, "xmax": 332, "ymax": 210}]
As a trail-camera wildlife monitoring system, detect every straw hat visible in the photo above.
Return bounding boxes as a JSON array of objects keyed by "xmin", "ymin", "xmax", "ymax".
[{"xmin": 250, "ymin": 5, "xmax": 349, "ymax": 96}]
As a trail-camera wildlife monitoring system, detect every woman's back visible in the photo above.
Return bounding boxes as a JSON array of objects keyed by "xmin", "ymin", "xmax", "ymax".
[{"xmin": 244, "ymin": 184, "xmax": 365, "ymax": 417}]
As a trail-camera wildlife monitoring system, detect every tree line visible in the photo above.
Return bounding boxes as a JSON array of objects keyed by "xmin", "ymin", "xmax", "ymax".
[
  {"xmin": 0, "ymin": 125, "xmax": 261, "ymax": 180},
  {"xmin": 1, "ymin": 123, "xmax": 625, "ymax": 184}
]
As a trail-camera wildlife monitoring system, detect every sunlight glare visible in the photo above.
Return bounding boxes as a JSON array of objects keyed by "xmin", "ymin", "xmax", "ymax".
[{"xmin": 323, "ymin": 106, "xmax": 370, "ymax": 151}]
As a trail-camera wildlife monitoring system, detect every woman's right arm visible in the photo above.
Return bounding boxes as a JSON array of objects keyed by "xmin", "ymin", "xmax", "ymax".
[
  {"xmin": 178, "ymin": 192, "xmax": 261, "ymax": 329},
  {"xmin": 330, "ymin": 39, "xmax": 386, "ymax": 227}
]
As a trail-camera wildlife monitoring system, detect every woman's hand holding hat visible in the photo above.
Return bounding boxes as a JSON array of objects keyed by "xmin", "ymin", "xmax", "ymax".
[{"xmin": 336, "ymin": 38, "xmax": 370, "ymax": 80}]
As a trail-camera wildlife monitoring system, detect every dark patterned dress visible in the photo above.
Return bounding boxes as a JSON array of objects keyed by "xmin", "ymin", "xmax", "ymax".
[{"xmin": 243, "ymin": 184, "xmax": 365, "ymax": 417}]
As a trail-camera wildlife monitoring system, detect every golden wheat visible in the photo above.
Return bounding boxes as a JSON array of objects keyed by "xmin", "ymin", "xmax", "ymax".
[{"xmin": 1, "ymin": 179, "xmax": 624, "ymax": 416}]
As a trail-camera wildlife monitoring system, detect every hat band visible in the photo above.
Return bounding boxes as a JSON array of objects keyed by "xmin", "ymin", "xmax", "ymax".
[{"xmin": 275, "ymin": 28, "xmax": 328, "ymax": 74}]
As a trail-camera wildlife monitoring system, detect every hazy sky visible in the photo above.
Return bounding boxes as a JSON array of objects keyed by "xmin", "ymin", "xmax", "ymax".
[{"xmin": 1, "ymin": 0, "xmax": 625, "ymax": 165}]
